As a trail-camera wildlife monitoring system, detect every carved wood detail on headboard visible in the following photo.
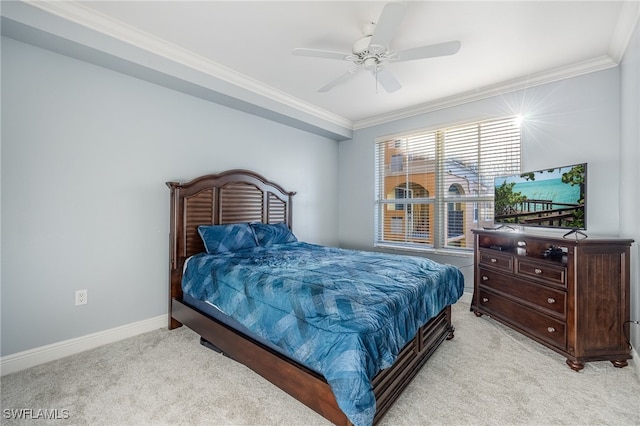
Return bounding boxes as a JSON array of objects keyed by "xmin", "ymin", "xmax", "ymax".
[{"xmin": 166, "ymin": 169, "xmax": 296, "ymax": 317}]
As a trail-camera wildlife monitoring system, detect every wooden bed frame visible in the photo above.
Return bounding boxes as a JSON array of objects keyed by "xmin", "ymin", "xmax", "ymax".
[{"xmin": 166, "ymin": 169, "xmax": 455, "ymax": 425}]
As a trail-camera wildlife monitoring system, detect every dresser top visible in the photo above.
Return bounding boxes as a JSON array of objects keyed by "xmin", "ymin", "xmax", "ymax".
[{"xmin": 472, "ymin": 228, "xmax": 634, "ymax": 246}]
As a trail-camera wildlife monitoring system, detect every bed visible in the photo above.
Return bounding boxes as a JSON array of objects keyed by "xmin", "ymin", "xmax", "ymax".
[{"xmin": 166, "ymin": 169, "xmax": 464, "ymax": 426}]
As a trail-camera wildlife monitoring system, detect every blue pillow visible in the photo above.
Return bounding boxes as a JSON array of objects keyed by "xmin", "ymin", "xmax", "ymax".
[
  {"xmin": 250, "ymin": 222, "xmax": 298, "ymax": 246},
  {"xmin": 198, "ymin": 223, "xmax": 258, "ymax": 254}
]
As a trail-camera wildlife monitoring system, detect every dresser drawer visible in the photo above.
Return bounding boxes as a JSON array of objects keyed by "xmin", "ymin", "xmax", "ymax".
[
  {"xmin": 478, "ymin": 288, "xmax": 566, "ymax": 350},
  {"xmin": 478, "ymin": 250, "xmax": 513, "ymax": 272},
  {"xmin": 516, "ymin": 259, "xmax": 567, "ymax": 288},
  {"xmin": 477, "ymin": 268, "xmax": 566, "ymax": 318}
]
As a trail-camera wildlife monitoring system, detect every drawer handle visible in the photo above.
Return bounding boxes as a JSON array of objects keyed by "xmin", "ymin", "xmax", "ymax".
[
  {"xmin": 482, "ymin": 297, "xmax": 489, "ymax": 303},
  {"xmin": 534, "ymin": 268, "xmax": 543, "ymax": 275},
  {"xmin": 482, "ymin": 276, "xmax": 489, "ymax": 281},
  {"xmin": 547, "ymin": 298, "xmax": 556, "ymax": 304},
  {"xmin": 490, "ymin": 258, "xmax": 497, "ymax": 263},
  {"xmin": 547, "ymin": 327, "xmax": 556, "ymax": 333}
]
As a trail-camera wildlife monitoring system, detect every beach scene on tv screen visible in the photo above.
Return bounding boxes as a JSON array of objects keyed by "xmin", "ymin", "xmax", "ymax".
[{"xmin": 494, "ymin": 164, "xmax": 586, "ymax": 229}]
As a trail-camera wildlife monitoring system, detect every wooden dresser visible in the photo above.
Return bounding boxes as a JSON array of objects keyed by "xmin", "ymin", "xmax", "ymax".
[{"xmin": 471, "ymin": 229, "xmax": 633, "ymax": 371}]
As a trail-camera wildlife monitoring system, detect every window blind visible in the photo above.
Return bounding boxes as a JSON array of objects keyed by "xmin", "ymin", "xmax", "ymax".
[{"xmin": 375, "ymin": 116, "xmax": 521, "ymax": 252}]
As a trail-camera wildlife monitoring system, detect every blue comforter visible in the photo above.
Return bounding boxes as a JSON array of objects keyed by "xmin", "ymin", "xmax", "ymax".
[{"xmin": 183, "ymin": 242, "xmax": 464, "ymax": 425}]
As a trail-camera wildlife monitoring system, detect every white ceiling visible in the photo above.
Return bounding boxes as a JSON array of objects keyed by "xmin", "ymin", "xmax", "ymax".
[{"xmin": 3, "ymin": 1, "xmax": 639, "ymax": 133}]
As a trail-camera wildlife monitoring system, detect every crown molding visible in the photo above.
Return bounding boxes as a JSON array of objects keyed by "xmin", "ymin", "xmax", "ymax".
[
  {"xmin": 19, "ymin": 0, "xmax": 635, "ymax": 136},
  {"xmin": 609, "ymin": 0, "xmax": 640, "ymax": 63},
  {"xmin": 25, "ymin": 0, "xmax": 353, "ymax": 131},
  {"xmin": 353, "ymin": 55, "xmax": 618, "ymax": 130}
]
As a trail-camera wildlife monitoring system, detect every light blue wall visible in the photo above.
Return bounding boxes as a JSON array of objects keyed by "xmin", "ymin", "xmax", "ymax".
[
  {"xmin": 0, "ymin": 37, "xmax": 339, "ymax": 356},
  {"xmin": 339, "ymin": 68, "xmax": 623, "ymax": 294},
  {"xmin": 620, "ymin": 19, "xmax": 640, "ymax": 352}
]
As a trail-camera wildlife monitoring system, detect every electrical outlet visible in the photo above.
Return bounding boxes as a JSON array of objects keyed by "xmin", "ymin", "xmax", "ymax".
[{"xmin": 75, "ymin": 289, "xmax": 88, "ymax": 306}]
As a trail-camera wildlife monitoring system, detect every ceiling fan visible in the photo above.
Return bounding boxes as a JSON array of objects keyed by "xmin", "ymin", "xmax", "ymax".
[{"xmin": 292, "ymin": 2, "xmax": 461, "ymax": 93}]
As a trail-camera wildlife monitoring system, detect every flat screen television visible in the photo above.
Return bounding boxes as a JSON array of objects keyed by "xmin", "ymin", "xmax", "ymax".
[{"xmin": 493, "ymin": 163, "xmax": 587, "ymax": 230}]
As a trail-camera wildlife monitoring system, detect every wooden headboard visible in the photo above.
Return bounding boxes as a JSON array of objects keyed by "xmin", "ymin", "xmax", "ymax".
[{"xmin": 166, "ymin": 169, "xmax": 296, "ymax": 324}]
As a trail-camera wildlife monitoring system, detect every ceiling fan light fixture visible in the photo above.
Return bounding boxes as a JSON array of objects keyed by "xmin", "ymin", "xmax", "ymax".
[
  {"xmin": 292, "ymin": 2, "xmax": 460, "ymax": 93},
  {"xmin": 363, "ymin": 57, "xmax": 379, "ymax": 70}
]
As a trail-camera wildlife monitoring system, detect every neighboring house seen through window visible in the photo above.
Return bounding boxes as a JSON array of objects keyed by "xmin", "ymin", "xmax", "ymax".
[{"xmin": 375, "ymin": 116, "xmax": 522, "ymax": 252}]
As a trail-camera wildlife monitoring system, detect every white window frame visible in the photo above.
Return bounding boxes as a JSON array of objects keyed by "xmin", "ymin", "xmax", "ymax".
[{"xmin": 374, "ymin": 116, "xmax": 522, "ymax": 253}]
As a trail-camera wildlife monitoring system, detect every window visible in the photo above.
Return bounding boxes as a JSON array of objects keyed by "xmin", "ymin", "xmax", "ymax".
[
  {"xmin": 375, "ymin": 116, "xmax": 521, "ymax": 252},
  {"xmin": 390, "ymin": 153, "xmax": 403, "ymax": 172}
]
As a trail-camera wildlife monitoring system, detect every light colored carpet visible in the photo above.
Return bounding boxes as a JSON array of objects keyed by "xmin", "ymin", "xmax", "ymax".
[{"xmin": 2, "ymin": 298, "xmax": 639, "ymax": 425}]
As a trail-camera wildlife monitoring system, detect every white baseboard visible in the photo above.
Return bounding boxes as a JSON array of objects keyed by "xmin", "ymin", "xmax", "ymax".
[{"xmin": 1, "ymin": 314, "xmax": 168, "ymax": 376}]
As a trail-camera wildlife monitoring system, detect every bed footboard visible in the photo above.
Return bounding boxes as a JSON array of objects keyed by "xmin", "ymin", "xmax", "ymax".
[
  {"xmin": 371, "ymin": 306, "xmax": 452, "ymax": 423},
  {"xmin": 172, "ymin": 297, "xmax": 453, "ymax": 425},
  {"xmin": 171, "ymin": 298, "xmax": 349, "ymax": 425}
]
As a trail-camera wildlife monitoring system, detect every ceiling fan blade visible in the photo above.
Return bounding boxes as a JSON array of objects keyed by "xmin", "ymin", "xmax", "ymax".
[
  {"xmin": 292, "ymin": 48, "xmax": 352, "ymax": 61},
  {"xmin": 369, "ymin": 2, "xmax": 407, "ymax": 48},
  {"xmin": 391, "ymin": 40, "xmax": 461, "ymax": 62},
  {"xmin": 375, "ymin": 67, "xmax": 401, "ymax": 93},
  {"xmin": 318, "ymin": 67, "xmax": 361, "ymax": 92}
]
